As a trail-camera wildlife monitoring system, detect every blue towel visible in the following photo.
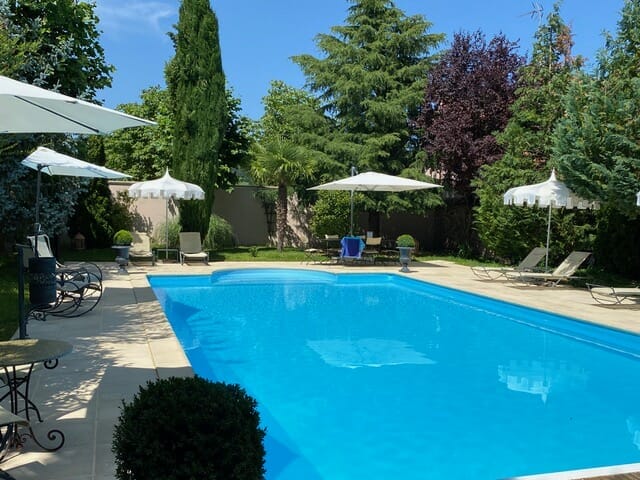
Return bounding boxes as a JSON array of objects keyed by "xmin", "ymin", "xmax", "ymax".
[{"xmin": 340, "ymin": 236, "xmax": 365, "ymax": 259}]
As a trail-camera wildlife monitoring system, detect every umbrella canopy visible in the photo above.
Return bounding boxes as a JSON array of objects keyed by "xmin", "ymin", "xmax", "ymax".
[
  {"xmin": 0, "ymin": 75, "xmax": 156, "ymax": 134},
  {"xmin": 309, "ymin": 170, "xmax": 442, "ymax": 235},
  {"xmin": 503, "ymin": 169, "xmax": 597, "ymax": 269},
  {"xmin": 310, "ymin": 171, "xmax": 442, "ymax": 192},
  {"xmin": 21, "ymin": 146, "xmax": 131, "ymax": 231},
  {"xmin": 127, "ymin": 169, "xmax": 205, "ymax": 257}
]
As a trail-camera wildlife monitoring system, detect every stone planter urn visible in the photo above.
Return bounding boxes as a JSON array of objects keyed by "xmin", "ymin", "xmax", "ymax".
[
  {"xmin": 396, "ymin": 234, "xmax": 415, "ymax": 273},
  {"xmin": 397, "ymin": 246, "xmax": 413, "ymax": 273}
]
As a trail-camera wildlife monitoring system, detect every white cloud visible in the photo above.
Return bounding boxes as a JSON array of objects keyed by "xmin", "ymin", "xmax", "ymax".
[{"xmin": 96, "ymin": 1, "xmax": 177, "ymax": 35}]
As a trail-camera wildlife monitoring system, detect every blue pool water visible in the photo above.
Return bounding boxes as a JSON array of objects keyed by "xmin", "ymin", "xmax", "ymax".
[{"xmin": 149, "ymin": 269, "xmax": 640, "ymax": 479}]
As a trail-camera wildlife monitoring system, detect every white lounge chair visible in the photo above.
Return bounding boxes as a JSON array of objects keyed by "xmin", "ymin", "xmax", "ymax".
[
  {"xmin": 179, "ymin": 232, "xmax": 209, "ymax": 265},
  {"xmin": 505, "ymin": 251, "xmax": 591, "ymax": 286},
  {"xmin": 129, "ymin": 231, "xmax": 155, "ymax": 265},
  {"xmin": 587, "ymin": 284, "xmax": 640, "ymax": 305},
  {"xmin": 471, "ymin": 247, "xmax": 547, "ymax": 280}
]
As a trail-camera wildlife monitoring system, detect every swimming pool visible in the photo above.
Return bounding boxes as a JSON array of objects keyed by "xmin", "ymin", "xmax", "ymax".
[{"xmin": 149, "ymin": 268, "xmax": 640, "ymax": 479}]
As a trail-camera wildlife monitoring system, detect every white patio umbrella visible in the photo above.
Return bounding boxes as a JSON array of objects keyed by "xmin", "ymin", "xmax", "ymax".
[
  {"xmin": 0, "ymin": 75, "xmax": 155, "ymax": 134},
  {"xmin": 21, "ymin": 146, "xmax": 131, "ymax": 255},
  {"xmin": 636, "ymin": 191, "xmax": 640, "ymax": 207},
  {"xmin": 127, "ymin": 169, "xmax": 205, "ymax": 258},
  {"xmin": 503, "ymin": 169, "xmax": 598, "ymax": 269},
  {"xmin": 309, "ymin": 170, "xmax": 442, "ymax": 235}
]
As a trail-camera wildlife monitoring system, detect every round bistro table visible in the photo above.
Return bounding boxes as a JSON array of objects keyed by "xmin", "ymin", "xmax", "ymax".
[{"xmin": 0, "ymin": 339, "xmax": 73, "ymax": 452}]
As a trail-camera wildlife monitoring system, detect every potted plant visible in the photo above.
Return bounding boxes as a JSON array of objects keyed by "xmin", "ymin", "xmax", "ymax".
[
  {"xmin": 112, "ymin": 230, "xmax": 133, "ymax": 272},
  {"xmin": 396, "ymin": 234, "xmax": 415, "ymax": 273}
]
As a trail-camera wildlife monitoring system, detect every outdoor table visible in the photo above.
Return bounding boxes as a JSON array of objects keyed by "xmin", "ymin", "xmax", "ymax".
[{"xmin": 0, "ymin": 339, "xmax": 72, "ymax": 452}]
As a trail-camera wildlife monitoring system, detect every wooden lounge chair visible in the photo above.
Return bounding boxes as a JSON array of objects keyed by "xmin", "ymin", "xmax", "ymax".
[
  {"xmin": 505, "ymin": 251, "xmax": 591, "ymax": 286},
  {"xmin": 129, "ymin": 231, "xmax": 155, "ymax": 265},
  {"xmin": 587, "ymin": 284, "xmax": 640, "ymax": 305},
  {"xmin": 179, "ymin": 232, "xmax": 209, "ymax": 265},
  {"xmin": 471, "ymin": 247, "xmax": 547, "ymax": 280}
]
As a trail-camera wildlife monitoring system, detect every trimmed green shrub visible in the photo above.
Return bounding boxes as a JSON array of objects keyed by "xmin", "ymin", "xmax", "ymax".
[
  {"xmin": 112, "ymin": 376, "xmax": 266, "ymax": 480},
  {"xmin": 203, "ymin": 214, "xmax": 235, "ymax": 251},
  {"xmin": 112, "ymin": 229, "xmax": 133, "ymax": 245},
  {"xmin": 396, "ymin": 234, "xmax": 415, "ymax": 248},
  {"xmin": 153, "ymin": 217, "xmax": 181, "ymax": 249}
]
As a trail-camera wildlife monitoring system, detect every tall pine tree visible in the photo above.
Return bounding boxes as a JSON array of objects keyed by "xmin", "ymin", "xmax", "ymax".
[
  {"xmin": 474, "ymin": 5, "xmax": 586, "ymax": 262},
  {"xmin": 292, "ymin": 0, "xmax": 444, "ymax": 232},
  {"xmin": 165, "ymin": 0, "xmax": 226, "ymax": 233}
]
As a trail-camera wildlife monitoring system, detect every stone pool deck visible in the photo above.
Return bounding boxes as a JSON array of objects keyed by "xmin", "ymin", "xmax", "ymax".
[{"xmin": 2, "ymin": 259, "xmax": 639, "ymax": 480}]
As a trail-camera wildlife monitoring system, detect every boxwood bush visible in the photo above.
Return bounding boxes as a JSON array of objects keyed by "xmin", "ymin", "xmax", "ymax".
[{"xmin": 112, "ymin": 376, "xmax": 266, "ymax": 480}]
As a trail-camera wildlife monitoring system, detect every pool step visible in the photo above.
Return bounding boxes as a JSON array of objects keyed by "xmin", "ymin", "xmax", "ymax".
[{"xmin": 504, "ymin": 463, "xmax": 640, "ymax": 480}]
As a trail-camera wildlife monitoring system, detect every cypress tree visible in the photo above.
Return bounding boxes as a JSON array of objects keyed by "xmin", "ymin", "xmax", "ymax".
[{"xmin": 165, "ymin": 0, "xmax": 226, "ymax": 233}]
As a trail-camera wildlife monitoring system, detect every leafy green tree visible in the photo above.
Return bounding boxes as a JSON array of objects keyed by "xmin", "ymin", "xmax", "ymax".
[
  {"xmin": 217, "ymin": 88, "xmax": 255, "ymax": 191},
  {"xmin": 552, "ymin": 0, "xmax": 640, "ymax": 274},
  {"xmin": 259, "ymin": 80, "xmax": 343, "ymax": 195},
  {"xmin": 554, "ymin": 0, "xmax": 640, "ymax": 216},
  {"xmin": 474, "ymin": 5, "xmax": 586, "ymax": 262},
  {"xmin": 292, "ymin": 0, "xmax": 445, "ymax": 231},
  {"xmin": 165, "ymin": 0, "xmax": 226, "ymax": 234},
  {"xmin": 310, "ymin": 191, "xmax": 359, "ymax": 238},
  {"xmin": 103, "ymin": 86, "xmax": 173, "ymax": 180},
  {"xmin": 250, "ymin": 138, "xmax": 315, "ymax": 251},
  {"xmin": 0, "ymin": 0, "xmax": 112, "ymax": 98},
  {"xmin": 0, "ymin": 0, "xmax": 114, "ymax": 246}
]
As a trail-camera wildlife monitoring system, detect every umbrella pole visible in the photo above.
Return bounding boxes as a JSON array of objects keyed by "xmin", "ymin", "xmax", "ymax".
[
  {"xmin": 350, "ymin": 190, "xmax": 354, "ymax": 236},
  {"xmin": 545, "ymin": 203, "xmax": 552, "ymax": 270},
  {"xmin": 165, "ymin": 198, "xmax": 169, "ymax": 260},
  {"xmin": 34, "ymin": 167, "xmax": 43, "ymax": 257}
]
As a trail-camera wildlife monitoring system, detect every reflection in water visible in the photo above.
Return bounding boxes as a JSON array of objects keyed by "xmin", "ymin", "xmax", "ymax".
[
  {"xmin": 498, "ymin": 360, "xmax": 588, "ymax": 403},
  {"xmin": 627, "ymin": 417, "xmax": 640, "ymax": 450},
  {"xmin": 307, "ymin": 338, "xmax": 436, "ymax": 369}
]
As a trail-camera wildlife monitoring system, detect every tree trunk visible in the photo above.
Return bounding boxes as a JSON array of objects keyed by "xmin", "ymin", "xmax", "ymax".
[{"xmin": 276, "ymin": 184, "xmax": 288, "ymax": 252}]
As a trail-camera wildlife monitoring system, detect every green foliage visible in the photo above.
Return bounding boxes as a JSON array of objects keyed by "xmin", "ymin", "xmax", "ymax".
[
  {"xmin": 248, "ymin": 246, "xmax": 259, "ymax": 257},
  {"xmin": 166, "ymin": 0, "xmax": 226, "ymax": 234},
  {"xmin": 112, "ymin": 230, "xmax": 132, "ymax": 246},
  {"xmin": 292, "ymin": 0, "xmax": 445, "ymax": 214},
  {"xmin": 153, "ymin": 217, "xmax": 181, "ymax": 249},
  {"xmin": 0, "ymin": 0, "xmax": 112, "ymax": 99},
  {"xmin": 217, "ymin": 88, "xmax": 255, "ymax": 190},
  {"xmin": 592, "ymin": 207, "xmax": 640, "ymax": 277},
  {"xmin": 69, "ymin": 183, "xmax": 132, "ymax": 248},
  {"xmin": 103, "ymin": 86, "xmax": 173, "ymax": 180},
  {"xmin": 0, "ymin": 0, "xmax": 114, "ymax": 249},
  {"xmin": 396, "ymin": 234, "xmax": 416, "ymax": 248},
  {"xmin": 203, "ymin": 214, "xmax": 235, "ymax": 251},
  {"xmin": 112, "ymin": 376, "xmax": 266, "ymax": 480},
  {"xmin": 310, "ymin": 191, "xmax": 354, "ymax": 238},
  {"xmin": 250, "ymin": 137, "xmax": 315, "ymax": 251},
  {"xmin": 474, "ymin": 5, "xmax": 587, "ymax": 261}
]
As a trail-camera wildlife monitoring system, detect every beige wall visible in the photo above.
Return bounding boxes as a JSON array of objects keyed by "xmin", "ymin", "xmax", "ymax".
[
  {"xmin": 108, "ymin": 182, "xmax": 451, "ymax": 250},
  {"xmin": 109, "ymin": 182, "xmax": 277, "ymax": 246}
]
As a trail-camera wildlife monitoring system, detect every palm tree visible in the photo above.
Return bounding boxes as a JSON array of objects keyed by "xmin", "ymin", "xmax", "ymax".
[{"xmin": 250, "ymin": 138, "xmax": 315, "ymax": 251}]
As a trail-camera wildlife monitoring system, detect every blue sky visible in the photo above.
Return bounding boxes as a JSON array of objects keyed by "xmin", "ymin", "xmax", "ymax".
[{"xmin": 95, "ymin": 0, "xmax": 625, "ymax": 121}]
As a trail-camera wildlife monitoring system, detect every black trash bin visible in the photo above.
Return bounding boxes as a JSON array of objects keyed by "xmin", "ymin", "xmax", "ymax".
[{"xmin": 28, "ymin": 256, "xmax": 57, "ymax": 307}]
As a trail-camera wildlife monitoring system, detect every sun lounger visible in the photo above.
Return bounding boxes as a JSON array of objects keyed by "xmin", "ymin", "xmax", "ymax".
[
  {"xmin": 129, "ymin": 231, "xmax": 155, "ymax": 265},
  {"xmin": 505, "ymin": 251, "xmax": 591, "ymax": 286},
  {"xmin": 179, "ymin": 232, "xmax": 209, "ymax": 265},
  {"xmin": 471, "ymin": 247, "xmax": 547, "ymax": 280},
  {"xmin": 587, "ymin": 284, "xmax": 640, "ymax": 305}
]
